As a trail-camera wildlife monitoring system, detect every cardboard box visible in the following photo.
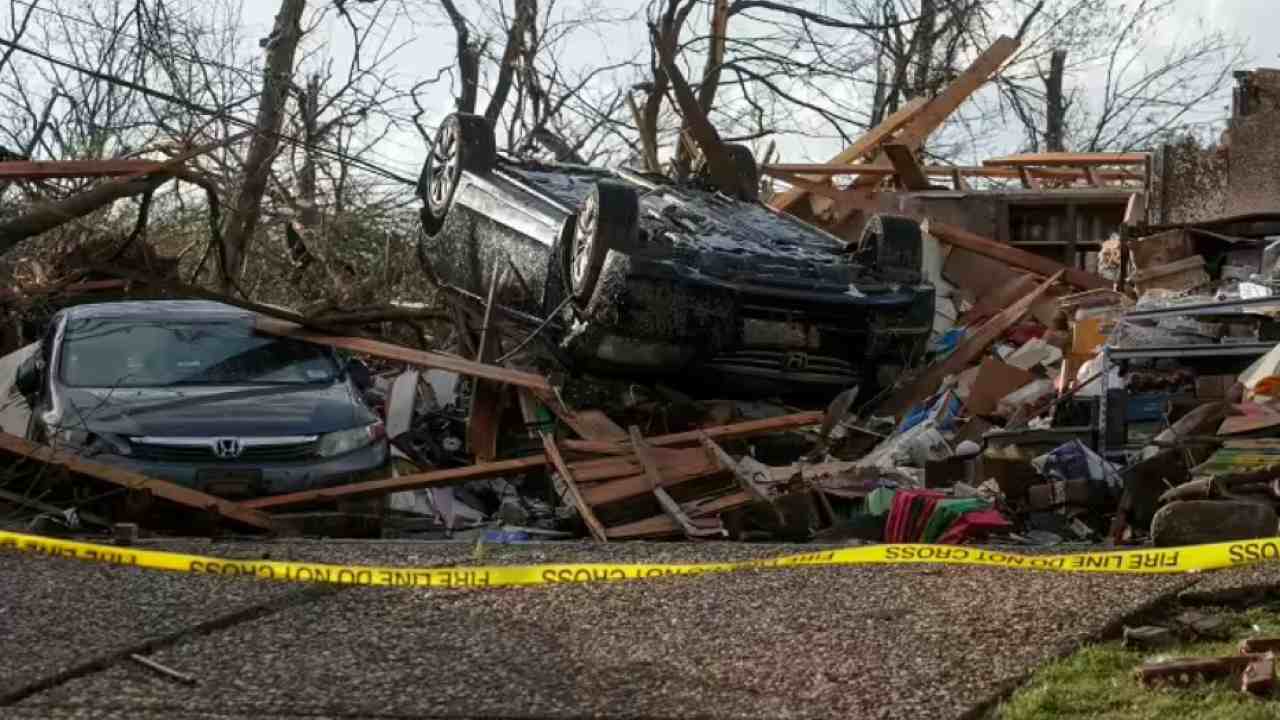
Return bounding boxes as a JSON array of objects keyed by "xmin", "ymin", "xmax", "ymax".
[{"xmin": 1196, "ymin": 374, "xmax": 1236, "ymax": 400}]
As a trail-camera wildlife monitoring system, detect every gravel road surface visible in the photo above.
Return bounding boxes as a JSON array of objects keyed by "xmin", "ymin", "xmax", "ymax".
[{"xmin": 2, "ymin": 538, "xmax": 1231, "ymax": 719}]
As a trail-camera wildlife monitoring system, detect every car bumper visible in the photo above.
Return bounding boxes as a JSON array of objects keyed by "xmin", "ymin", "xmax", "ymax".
[{"xmin": 90, "ymin": 441, "xmax": 390, "ymax": 498}]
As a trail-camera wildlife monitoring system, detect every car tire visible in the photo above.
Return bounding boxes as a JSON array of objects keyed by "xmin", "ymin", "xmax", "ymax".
[
  {"xmin": 568, "ymin": 181, "xmax": 639, "ymax": 304},
  {"xmin": 858, "ymin": 213, "xmax": 924, "ymax": 285},
  {"xmin": 725, "ymin": 143, "xmax": 760, "ymax": 202},
  {"xmin": 418, "ymin": 113, "xmax": 496, "ymax": 235}
]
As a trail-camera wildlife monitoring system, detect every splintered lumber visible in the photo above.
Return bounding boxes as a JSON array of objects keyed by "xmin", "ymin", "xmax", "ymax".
[
  {"xmin": 926, "ymin": 220, "xmax": 1110, "ymax": 291},
  {"xmin": 580, "ymin": 449, "xmax": 721, "ymax": 506},
  {"xmin": 0, "ymin": 432, "xmax": 274, "ymax": 531},
  {"xmin": 517, "ymin": 389, "xmax": 607, "ymax": 541},
  {"xmin": 761, "ymin": 164, "xmax": 1142, "ymax": 183},
  {"xmin": 605, "ymin": 491, "xmax": 752, "ymax": 539},
  {"xmin": 629, "ymin": 426, "xmax": 725, "ymax": 539},
  {"xmin": 244, "ymin": 413, "xmax": 822, "ymax": 511},
  {"xmin": 561, "ymin": 411, "xmax": 824, "ymax": 455},
  {"xmin": 883, "ymin": 143, "xmax": 930, "ymax": 190},
  {"xmin": 254, "ymin": 316, "xmax": 552, "ymax": 393},
  {"xmin": 845, "ymin": 35, "xmax": 1019, "ymax": 200},
  {"xmin": 876, "ymin": 271, "xmax": 1064, "ymax": 418},
  {"xmin": 985, "ymin": 152, "xmax": 1150, "ymax": 167},
  {"xmin": 769, "ymin": 96, "xmax": 930, "ymax": 212},
  {"xmin": 543, "ymin": 431, "xmax": 608, "ymax": 542},
  {"xmin": 241, "ymin": 455, "xmax": 550, "ymax": 509}
]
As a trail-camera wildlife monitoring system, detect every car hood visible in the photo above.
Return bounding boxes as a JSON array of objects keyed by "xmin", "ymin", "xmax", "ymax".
[{"xmin": 58, "ymin": 383, "xmax": 374, "ymax": 437}]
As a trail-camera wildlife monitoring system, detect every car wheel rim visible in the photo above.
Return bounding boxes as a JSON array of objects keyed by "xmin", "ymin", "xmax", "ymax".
[
  {"xmin": 428, "ymin": 120, "xmax": 459, "ymax": 213},
  {"xmin": 573, "ymin": 191, "xmax": 599, "ymax": 290}
]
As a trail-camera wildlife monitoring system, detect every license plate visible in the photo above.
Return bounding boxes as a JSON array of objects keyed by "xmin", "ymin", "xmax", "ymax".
[{"xmin": 197, "ymin": 468, "xmax": 262, "ymax": 496}]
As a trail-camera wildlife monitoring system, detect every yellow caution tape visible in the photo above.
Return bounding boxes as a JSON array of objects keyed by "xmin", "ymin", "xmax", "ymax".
[{"xmin": 5, "ymin": 530, "xmax": 1280, "ymax": 589}]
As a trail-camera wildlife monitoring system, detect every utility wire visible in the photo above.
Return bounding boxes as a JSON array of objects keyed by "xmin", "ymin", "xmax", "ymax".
[{"xmin": 0, "ymin": 34, "xmax": 420, "ymax": 187}]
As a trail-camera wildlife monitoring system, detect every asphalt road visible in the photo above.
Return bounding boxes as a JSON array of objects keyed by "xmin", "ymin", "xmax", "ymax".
[{"xmin": 2, "ymin": 538, "xmax": 1277, "ymax": 719}]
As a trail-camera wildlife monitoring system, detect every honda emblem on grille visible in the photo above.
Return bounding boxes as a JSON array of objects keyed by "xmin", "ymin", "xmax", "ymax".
[
  {"xmin": 784, "ymin": 352, "xmax": 808, "ymax": 371},
  {"xmin": 213, "ymin": 438, "xmax": 244, "ymax": 459}
]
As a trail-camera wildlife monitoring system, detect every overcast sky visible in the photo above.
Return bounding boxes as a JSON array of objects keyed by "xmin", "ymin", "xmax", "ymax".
[{"xmin": 234, "ymin": 0, "xmax": 1277, "ymax": 179}]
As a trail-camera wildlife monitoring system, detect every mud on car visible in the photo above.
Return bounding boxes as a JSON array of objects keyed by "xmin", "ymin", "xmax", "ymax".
[{"xmin": 416, "ymin": 112, "xmax": 935, "ymax": 398}]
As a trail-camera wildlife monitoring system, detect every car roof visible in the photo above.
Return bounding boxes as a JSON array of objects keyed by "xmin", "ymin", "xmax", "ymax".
[{"xmin": 59, "ymin": 300, "xmax": 252, "ymax": 322}]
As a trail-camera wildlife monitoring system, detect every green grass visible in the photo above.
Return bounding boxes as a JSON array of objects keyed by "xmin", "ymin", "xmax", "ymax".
[{"xmin": 997, "ymin": 606, "xmax": 1280, "ymax": 720}]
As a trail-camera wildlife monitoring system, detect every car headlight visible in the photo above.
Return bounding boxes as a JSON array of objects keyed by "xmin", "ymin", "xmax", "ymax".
[{"xmin": 317, "ymin": 422, "xmax": 385, "ymax": 458}]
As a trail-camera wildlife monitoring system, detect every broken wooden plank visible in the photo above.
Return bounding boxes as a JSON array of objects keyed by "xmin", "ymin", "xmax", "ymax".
[
  {"xmin": 985, "ymin": 151, "xmax": 1150, "ymax": 167},
  {"xmin": 605, "ymin": 490, "xmax": 753, "ymax": 539},
  {"xmin": 769, "ymin": 97, "xmax": 930, "ymax": 212},
  {"xmin": 468, "ymin": 266, "xmax": 508, "ymax": 462},
  {"xmin": 0, "ymin": 432, "xmax": 274, "ymax": 531},
  {"xmin": 581, "ymin": 450, "xmax": 723, "ymax": 507},
  {"xmin": 254, "ymin": 315, "xmax": 552, "ymax": 392},
  {"xmin": 630, "ymin": 426, "xmax": 724, "ymax": 539},
  {"xmin": 244, "ymin": 413, "xmax": 822, "ymax": 511},
  {"xmin": 543, "ymin": 431, "xmax": 609, "ymax": 542},
  {"xmin": 844, "ymin": 36, "xmax": 1019, "ymax": 203},
  {"xmin": 241, "ymin": 455, "xmax": 549, "ymax": 510},
  {"xmin": 698, "ymin": 432, "xmax": 773, "ymax": 506},
  {"xmin": 1082, "ymin": 166, "xmax": 1100, "ymax": 187},
  {"xmin": 875, "ymin": 271, "xmax": 1064, "ymax": 418},
  {"xmin": 926, "ymin": 220, "xmax": 1109, "ymax": 291},
  {"xmin": 561, "ymin": 411, "xmax": 824, "ymax": 455},
  {"xmin": 883, "ymin": 143, "xmax": 930, "ymax": 190},
  {"xmin": 761, "ymin": 163, "xmax": 1143, "ymax": 182}
]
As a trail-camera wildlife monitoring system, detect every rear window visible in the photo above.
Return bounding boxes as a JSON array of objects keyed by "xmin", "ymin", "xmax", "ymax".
[{"xmin": 59, "ymin": 318, "xmax": 339, "ymax": 388}]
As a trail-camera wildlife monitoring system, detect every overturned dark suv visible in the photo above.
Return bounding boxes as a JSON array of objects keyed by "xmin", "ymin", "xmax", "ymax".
[{"xmin": 417, "ymin": 113, "xmax": 934, "ymax": 397}]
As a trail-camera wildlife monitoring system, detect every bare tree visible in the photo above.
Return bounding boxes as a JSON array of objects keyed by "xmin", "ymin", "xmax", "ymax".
[{"xmin": 994, "ymin": 0, "xmax": 1245, "ymax": 152}]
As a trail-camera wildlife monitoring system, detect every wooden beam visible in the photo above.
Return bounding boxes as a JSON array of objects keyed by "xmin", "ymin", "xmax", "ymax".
[
  {"xmin": 985, "ymin": 152, "xmax": 1150, "ymax": 167},
  {"xmin": 883, "ymin": 143, "xmax": 930, "ymax": 190},
  {"xmin": 605, "ymin": 490, "xmax": 752, "ymax": 539},
  {"xmin": 950, "ymin": 167, "xmax": 970, "ymax": 191},
  {"xmin": 769, "ymin": 96, "xmax": 930, "ymax": 212},
  {"xmin": 468, "ymin": 267, "xmax": 507, "ymax": 462},
  {"xmin": 761, "ymin": 163, "xmax": 1143, "ymax": 182},
  {"xmin": 543, "ymin": 430, "xmax": 609, "ymax": 542},
  {"xmin": 846, "ymin": 35, "xmax": 1019, "ymax": 202},
  {"xmin": 1082, "ymin": 166, "xmax": 1100, "ymax": 187},
  {"xmin": 243, "ymin": 412, "xmax": 822, "ymax": 511},
  {"xmin": 874, "ymin": 271, "xmax": 1064, "ymax": 418},
  {"xmin": 0, "ymin": 432, "xmax": 275, "ymax": 531},
  {"xmin": 0, "ymin": 159, "xmax": 168, "ymax": 179},
  {"xmin": 254, "ymin": 316, "xmax": 552, "ymax": 393},
  {"xmin": 581, "ymin": 448, "xmax": 723, "ymax": 507},
  {"xmin": 629, "ymin": 426, "xmax": 724, "ymax": 539},
  {"xmin": 926, "ymin": 220, "xmax": 1109, "ymax": 290},
  {"xmin": 1017, "ymin": 166, "xmax": 1040, "ymax": 189},
  {"xmin": 561, "ymin": 411, "xmax": 823, "ymax": 455}
]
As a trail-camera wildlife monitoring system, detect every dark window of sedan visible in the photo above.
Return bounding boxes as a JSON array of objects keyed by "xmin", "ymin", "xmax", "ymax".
[{"xmin": 59, "ymin": 319, "xmax": 338, "ymax": 388}]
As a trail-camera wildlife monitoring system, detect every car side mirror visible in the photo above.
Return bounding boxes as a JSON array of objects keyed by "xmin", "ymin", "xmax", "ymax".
[
  {"xmin": 346, "ymin": 358, "xmax": 373, "ymax": 391},
  {"xmin": 14, "ymin": 353, "xmax": 42, "ymax": 398}
]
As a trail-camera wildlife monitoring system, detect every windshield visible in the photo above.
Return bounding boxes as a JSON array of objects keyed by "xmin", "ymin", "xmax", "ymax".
[{"xmin": 58, "ymin": 318, "xmax": 340, "ymax": 388}]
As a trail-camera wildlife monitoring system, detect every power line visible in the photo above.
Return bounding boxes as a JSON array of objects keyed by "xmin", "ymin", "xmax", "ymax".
[{"xmin": 0, "ymin": 19, "xmax": 419, "ymax": 187}]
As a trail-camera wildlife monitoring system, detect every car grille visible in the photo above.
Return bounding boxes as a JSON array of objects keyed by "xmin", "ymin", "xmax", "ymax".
[
  {"xmin": 702, "ymin": 350, "xmax": 858, "ymax": 386},
  {"xmin": 130, "ymin": 440, "xmax": 320, "ymax": 463}
]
